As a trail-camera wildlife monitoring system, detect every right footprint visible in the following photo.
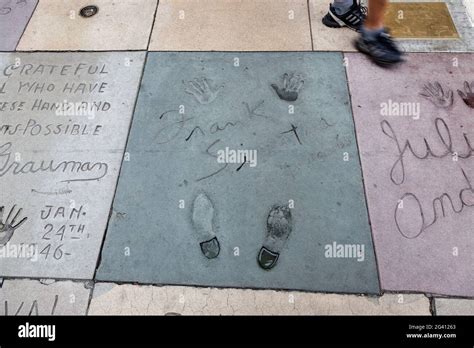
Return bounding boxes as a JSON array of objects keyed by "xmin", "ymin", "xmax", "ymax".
[
  {"xmin": 192, "ymin": 193, "xmax": 220, "ymax": 259},
  {"xmin": 257, "ymin": 204, "xmax": 293, "ymax": 270}
]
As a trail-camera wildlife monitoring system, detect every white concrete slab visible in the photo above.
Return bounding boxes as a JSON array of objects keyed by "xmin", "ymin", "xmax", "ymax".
[
  {"xmin": 149, "ymin": 0, "xmax": 312, "ymax": 51},
  {"xmin": 0, "ymin": 279, "xmax": 91, "ymax": 315},
  {"xmin": 0, "ymin": 52, "xmax": 145, "ymax": 279},
  {"xmin": 435, "ymin": 298, "xmax": 474, "ymax": 315},
  {"xmin": 17, "ymin": 0, "xmax": 157, "ymax": 51},
  {"xmin": 462, "ymin": 0, "xmax": 474, "ymax": 23},
  {"xmin": 89, "ymin": 283, "xmax": 431, "ymax": 315},
  {"xmin": 309, "ymin": 0, "xmax": 358, "ymax": 52}
]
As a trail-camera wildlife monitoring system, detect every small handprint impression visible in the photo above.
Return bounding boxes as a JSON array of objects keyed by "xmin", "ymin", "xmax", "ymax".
[
  {"xmin": 0, "ymin": 205, "xmax": 27, "ymax": 246},
  {"xmin": 184, "ymin": 77, "xmax": 224, "ymax": 105},
  {"xmin": 419, "ymin": 82, "xmax": 453, "ymax": 109},
  {"xmin": 271, "ymin": 72, "xmax": 305, "ymax": 102},
  {"xmin": 457, "ymin": 81, "xmax": 474, "ymax": 109}
]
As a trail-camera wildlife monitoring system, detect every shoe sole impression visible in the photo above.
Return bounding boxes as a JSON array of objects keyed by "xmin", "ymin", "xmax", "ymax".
[
  {"xmin": 192, "ymin": 193, "xmax": 220, "ymax": 259},
  {"xmin": 257, "ymin": 204, "xmax": 293, "ymax": 270}
]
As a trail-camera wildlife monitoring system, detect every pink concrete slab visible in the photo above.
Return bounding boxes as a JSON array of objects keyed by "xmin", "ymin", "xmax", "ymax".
[
  {"xmin": 0, "ymin": 0, "xmax": 37, "ymax": 51},
  {"xmin": 346, "ymin": 53, "xmax": 474, "ymax": 297}
]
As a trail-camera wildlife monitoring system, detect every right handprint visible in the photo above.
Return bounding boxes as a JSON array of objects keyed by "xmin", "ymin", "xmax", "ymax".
[
  {"xmin": 457, "ymin": 81, "xmax": 474, "ymax": 109},
  {"xmin": 271, "ymin": 72, "xmax": 304, "ymax": 102},
  {"xmin": 0, "ymin": 205, "xmax": 28, "ymax": 246},
  {"xmin": 419, "ymin": 82, "xmax": 453, "ymax": 109}
]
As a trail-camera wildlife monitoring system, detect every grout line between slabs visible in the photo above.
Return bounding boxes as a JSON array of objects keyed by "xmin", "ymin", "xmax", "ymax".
[
  {"xmin": 430, "ymin": 297, "xmax": 437, "ymax": 316},
  {"xmin": 342, "ymin": 52, "xmax": 383, "ymax": 297},
  {"xmin": 307, "ymin": 0, "xmax": 315, "ymax": 51},
  {"xmin": 146, "ymin": 0, "xmax": 161, "ymax": 51},
  {"xmin": 85, "ymin": 50, "xmax": 152, "ymax": 314},
  {"xmin": 13, "ymin": 0, "xmax": 40, "ymax": 51},
  {"xmin": 3, "ymin": 48, "xmax": 474, "ymax": 54},
  {"xmin": 86, "ymin": 281, "xmax": 96, "ymax": 316},
  {"xmin": 89, "ymin": 51, "xmax": 151, "ymax": 282}
]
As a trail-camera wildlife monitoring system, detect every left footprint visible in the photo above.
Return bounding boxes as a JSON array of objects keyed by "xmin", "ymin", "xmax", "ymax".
[{"xmin": 192, "ymin": 193, "xmax": 220, "ymax": 259}]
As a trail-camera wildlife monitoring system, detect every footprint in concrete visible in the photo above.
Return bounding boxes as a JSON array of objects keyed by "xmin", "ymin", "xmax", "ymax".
[
  {"xmin": 257, "ymin": 204, "xmax": 293, "ymax": 270},
  {"xmin": 192, "ymin": 193, "xmax": 220, "ymax": 259},
  {"xmin": 271, "ymin": 72, "xmax": 304, "ymax": 102}
]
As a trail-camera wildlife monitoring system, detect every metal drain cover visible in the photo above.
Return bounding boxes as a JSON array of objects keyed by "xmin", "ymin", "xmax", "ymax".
[{"xmin": 79, "ymin": 5, "xmax": 99, "ymax": 18}]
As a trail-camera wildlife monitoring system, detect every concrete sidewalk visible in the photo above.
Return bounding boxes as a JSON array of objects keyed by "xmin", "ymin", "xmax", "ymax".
[{"xmin": 0, "ymin": 0, "xmax": 473, "ymax": 316}]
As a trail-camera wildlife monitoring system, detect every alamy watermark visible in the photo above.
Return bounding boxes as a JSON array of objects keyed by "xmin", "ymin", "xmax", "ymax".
[
  {"xmin": 54, "ymin": 100, "xmax": 110, "ymax": 119},
  {"xmin": 380, "ymin": 99, "xmax": 420, "ymax": 120},
  {"xmin": 18, "ymin": 322, "xmax": 56, "ymax": 342},
  {"xmin": 217, "ymin": 147, "xmax": 257, "ymax": 167},
  {"xmin": 324, "ymin": 241, "xmax": 365, "ymax": 262},
  {"xmin": 0, "ymin": 243, "xmax": 38, "ymax": 262}
]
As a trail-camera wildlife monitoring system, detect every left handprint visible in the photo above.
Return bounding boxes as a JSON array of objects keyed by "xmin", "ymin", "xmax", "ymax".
[
  {"xmin": 0, "ymin": 205, "xmax": 28, "ymax": 246},
  {"xmin": 184, "ymin": 77, "xmax": 224, "ymax": 105}
]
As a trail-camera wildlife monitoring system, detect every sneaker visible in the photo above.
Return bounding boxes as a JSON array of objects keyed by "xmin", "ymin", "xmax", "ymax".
[
  {"xmin": 322, "ymin": 1, "xmax": 367, "ymax": 32},
  {"xmin": 355, "ymin": 29, "xmax": 404, "ymax": 67}
]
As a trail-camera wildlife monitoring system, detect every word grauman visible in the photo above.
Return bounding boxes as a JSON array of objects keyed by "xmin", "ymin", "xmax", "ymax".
[
  {"xmin": 381, "ymin": 117, "xmax": 474, "ymax": 185},
  {"xmin": 381, "ymin": 118, "xmax": 474, "ymax": 239},
  {"xmin": 0, "ymin": 142, "xmax": 108, "ymax": 182}
]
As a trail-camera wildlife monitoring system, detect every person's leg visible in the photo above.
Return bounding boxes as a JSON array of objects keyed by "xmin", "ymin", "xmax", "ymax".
[
  {"xmin": 332, "ymin": 0, "xmax": 355, "ymax": 15},
  {"xmin": 359, "ymin": 0, "xmax": 387, "ymax": 41},
  {"xmin": 363, "ymin": 0, "xmax": 387, "ymax": 30},
  {"xmin": 355, "ymin": 0, "xmax": 404, "ymax": 66}
]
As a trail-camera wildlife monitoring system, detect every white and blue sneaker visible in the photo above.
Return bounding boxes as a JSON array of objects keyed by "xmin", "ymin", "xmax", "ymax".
[
  {"xmin": 355, "ymin": 28, "xmax": 405, "ymax": 67},
  {"xmin": 322, "ymin": 1, "xmax": 367, "ymax": 32}
]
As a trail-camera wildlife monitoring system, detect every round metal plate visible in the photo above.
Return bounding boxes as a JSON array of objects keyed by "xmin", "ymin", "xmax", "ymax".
[{"xmin": 79, "ymin": 5, "xmax": 99, "ymax": 18}]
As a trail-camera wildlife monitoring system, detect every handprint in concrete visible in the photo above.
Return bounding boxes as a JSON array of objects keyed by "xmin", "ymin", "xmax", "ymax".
[
  {"xmin": 271, "ymin": 72, "xmax": 304, "ymax": 102},
  {"xmin": 184, "ymin": 77, "xmax": 224, "ymax": 105},
  {"xmin": 457, "ymin": 81, "xmax": 474, "ymax": 109},
  {"xmin": 419, "ymin": 82, "xmax": 453, "ymax": 108},
  {"xmin": 0, "ymin": 205, "xmax": 28, "ymax": 246}
]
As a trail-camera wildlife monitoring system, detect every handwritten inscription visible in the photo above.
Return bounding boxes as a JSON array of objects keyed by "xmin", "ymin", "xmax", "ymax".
[
  {"xmin": 381, "ymin": 117, "xmax": 474, "ymax": 238},
  {"xmin": 2, "ymin": 295, "xmax": 58, "ymax": 316},
  {"xmin": 0, "ymin": 53, "xmax": 141, "ymax": 276},
  {"xmin": 38, "ymin": 205, "xmax": 89, "ymax": 260},
  {"xmin": 2, "ymin": 63, "xmax": 109, "ymax": 77},
  {"xmin": 0, "ymin": 0, "xmax": 28, "ymax": 16},
  {"xmin": 154, "ymin": 82, "xmax": 325, "ymax": 181},
  {"xmin": 382, "ymin": 118, "xmax": 474, "ymax": 185},
  {"xmin": 0, "ymin": 119, "xmax": 103, "ymax": 137},
  {"xmin": 0, "ymin": 142, "xmax": 108, "ymax": 182}
]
